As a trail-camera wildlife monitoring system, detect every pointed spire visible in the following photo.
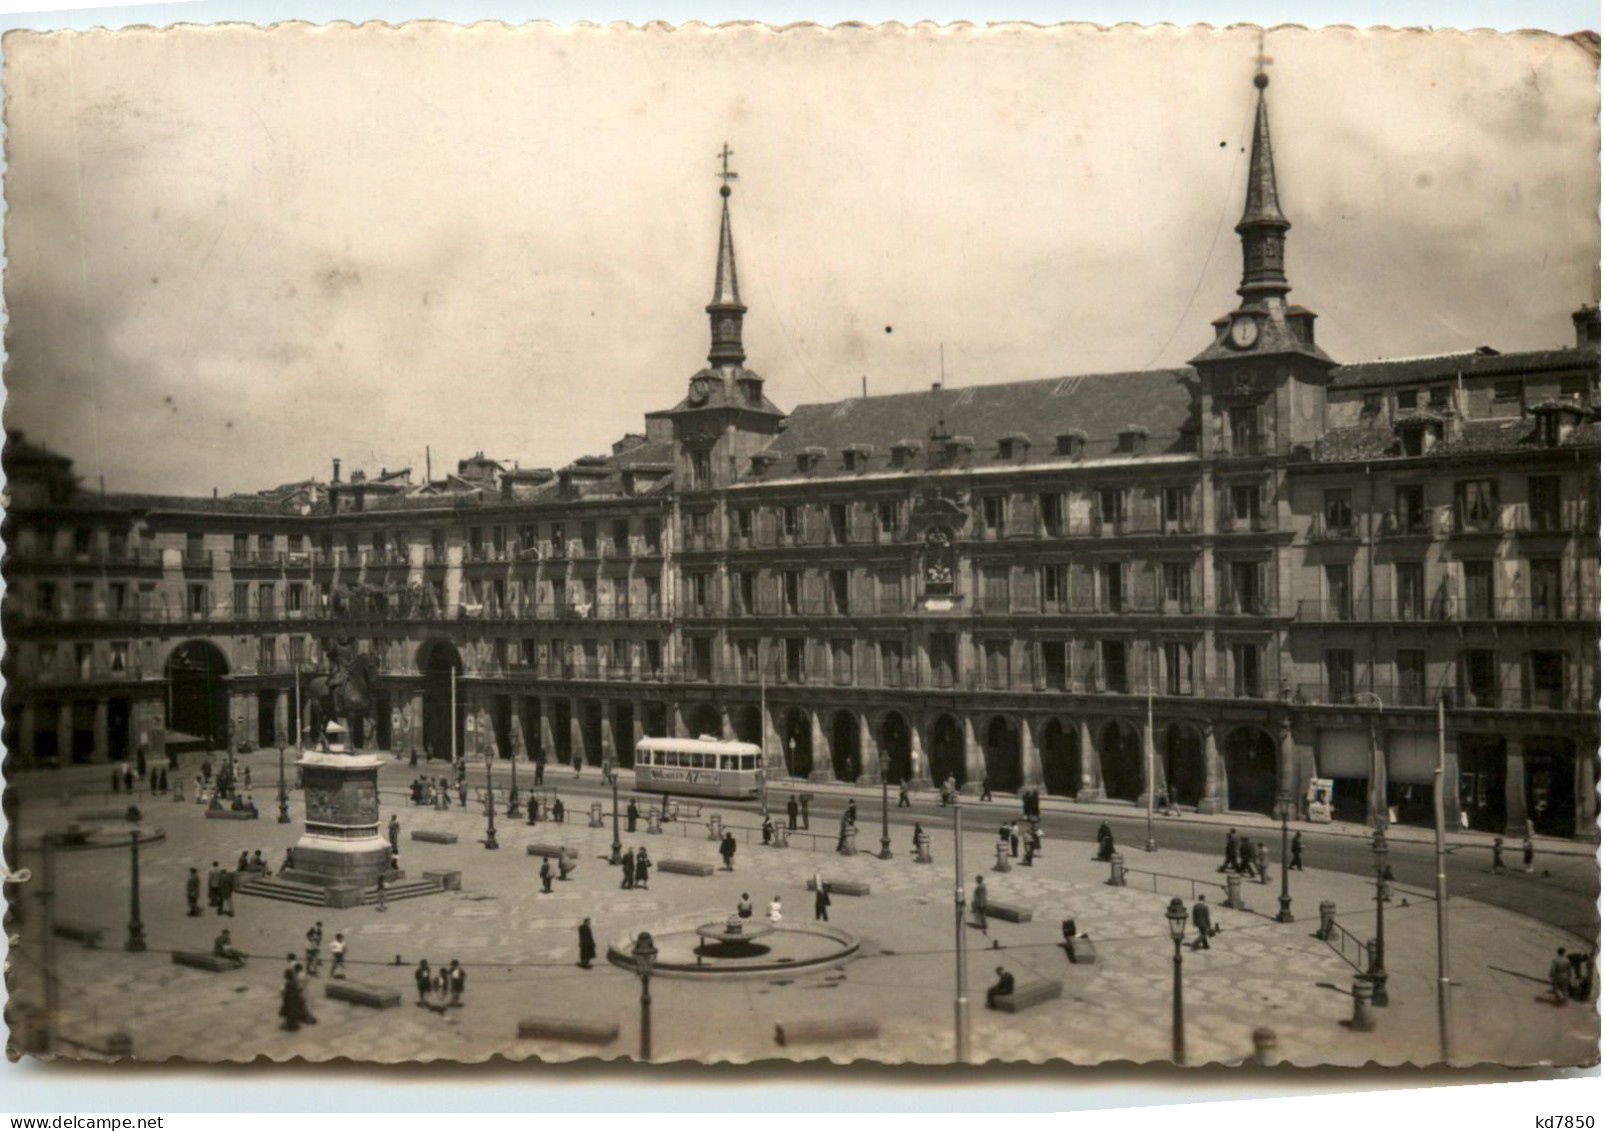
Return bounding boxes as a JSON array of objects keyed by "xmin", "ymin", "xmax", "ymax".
[
  {"xmin": 707, "ymin": 143, "xmax": 747, "ymax": 367},
  {"xmin": 1234, "ymin": 72, "xmax": 1292, "ymax": 305}
]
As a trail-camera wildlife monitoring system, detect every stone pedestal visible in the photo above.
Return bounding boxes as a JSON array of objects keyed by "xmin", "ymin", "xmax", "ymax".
[{"xmin": 280, "ymin": 746, "xmax": 390, "ymax": 903}]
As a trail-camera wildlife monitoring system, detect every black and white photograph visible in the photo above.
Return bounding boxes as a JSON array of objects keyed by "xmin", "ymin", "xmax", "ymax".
[{"xmin": 1, "ymin": 18, "xmax": 1598, "ymax": 1072}]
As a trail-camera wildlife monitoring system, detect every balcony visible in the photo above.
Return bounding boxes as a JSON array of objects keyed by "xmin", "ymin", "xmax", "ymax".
[
  {"xmin": 1450, "ymin": 507, "xmax": 1508, "ymax": 537},
  {"xmin": 1217, "ymin": 594, "xmax": 1271, "ymax": 617},
  {"xmin": 1215, "ymin": 434, "xmax": 1274, "ymax": 459},
  {"xmin": 181, "ymin": 550, "xmax": 215, "ymax": 571},
  {"xmin": 1216, "ymin": 512, "xmax": 1275, "ymax": 534},
  {"xmin": 1306, "ymin": 516, "xmax": 1358, "ymax": 542},
  {"xmin": 1297, "ymin": 594, "xmax": 1596, "ymax": 624},
  {"xmin": 1376, "ymin": 513, "xmax": 1434, "ymax": 541}
]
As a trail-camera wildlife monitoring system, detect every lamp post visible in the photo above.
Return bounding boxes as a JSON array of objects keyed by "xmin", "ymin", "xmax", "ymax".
[
  {"xmin": 632, "ymin": 931, "xmax": 658, "ymax": 1062},
  {"xmin": 609, "ymin": 771, "xmax": 622, "ymax": 865},
  {"xmin": 125, "ymin": 830, "xmax": 147, "ymax": 952},
  {"xmin": 878, "ymin": 753, "xmax": 893, "ymax": 860},
  {"xmin": 1369, "ymin": 828, "xmax": 1390, "ymax": 1006},
  {"xmin": 276, "ymin": 733, "xmax": 291, "ymax": 824},
  {"xmin": 484, "ymin": 752, "xmax": 499, "ymax": 851},
  {"xmin": 1275, "ymin": 791, "xmax": 1294, "ymax": 922},
  {"xmin": 1166, "ymin": 895, "xmax": 1187, "ymax": 1065}
]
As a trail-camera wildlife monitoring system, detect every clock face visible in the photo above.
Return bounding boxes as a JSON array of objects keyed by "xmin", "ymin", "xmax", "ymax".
[{"xmin": 1229, "ymin": 317, "xmax": 1260, "ymax": 349}]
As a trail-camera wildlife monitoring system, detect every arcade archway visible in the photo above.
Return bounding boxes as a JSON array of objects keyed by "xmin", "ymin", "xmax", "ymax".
[
  {"xmin": 928, "ymin": 713, "xmax": 965, "ymax": 788},
  {"xmin": 687, "ymin": 703, "xmax": 722, "ymax": 740},
  {"xmin": 1223, "ymin": 725, "xmax": 1278, "ymax": 815},
  {"xmin": 419, "ymin": 639, "xmax": 465, "ymax": 761},
  {"xmin": 983, "ymin": 715, "xmax": 1022, "ymax": 794},
  {"xmin": 830, "ymin": 710, "xmax": 861, "ymax": 782},
  {"xmin": 879, "ymin": 712, "xmax": 913, "ymax": 785},
  {"xmin": 1163, "ymin": 723, "xmax": 1206, "ymax": 807},
  {"xmin": 733, "ymin": 705, "xmax": 763, "ymax": 746},
  {"xmin": 781, "ymin": 708, "xmax": 813, "ymax": 779},
  {"xmin": 166, "ymin": 640, "xmax": 229, "ymax": 748},
  {"xmin": 1098, "ymin": 719, "xmax": 1143, "ymax": 802},
  {"xmin": 1040, "ymin": 718, "xmax": 1079, "ymax": 798}
]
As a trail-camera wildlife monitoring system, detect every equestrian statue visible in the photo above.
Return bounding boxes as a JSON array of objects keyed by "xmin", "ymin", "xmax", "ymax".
[{"xmin": 303, "ymin": 636, "xmax": 380, "ymax": 753}]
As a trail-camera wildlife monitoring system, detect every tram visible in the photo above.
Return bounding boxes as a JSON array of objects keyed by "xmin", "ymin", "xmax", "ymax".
[{"xmin": 633, "ymin": 735, "xmax": 765, "ymax": 799}]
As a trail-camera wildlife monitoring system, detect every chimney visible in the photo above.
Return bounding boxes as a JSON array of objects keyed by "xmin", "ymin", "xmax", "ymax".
[
  {"xmin": 1573, "ymin": 303, "xmax": 1600, "ymax": 350},
  {"xmin": 332, "ymin": 457, "xmax": 342, "ymax": 483}
]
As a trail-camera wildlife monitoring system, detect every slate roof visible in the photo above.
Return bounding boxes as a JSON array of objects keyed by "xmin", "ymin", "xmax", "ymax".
[
  {"xmin": 743, "ymin": 367, "xmax": 1200, "ymax": 482},
  {"xmin": 1328, "ymin": 347, "xmax": 1592, "ymax": 390}
]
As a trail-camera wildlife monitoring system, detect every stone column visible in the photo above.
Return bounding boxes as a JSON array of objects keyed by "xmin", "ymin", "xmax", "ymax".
[
  {"xmin": 1020, "ymin": 717, "xmax": 1044, "ymax": 788},
  {"xmin": 1197, "ymin": 720, "xmax": 1225, "ymax": 814},
  {"xmin": 961, "ymin": 714, "xmax": 985, "ymax": 790},
  {"xmin": 1077, "ymin": 717, "xmax": 1105, "ymax": 801},
  {"xmin": 1503, "ymin": 737, "xmax": 1529, "ymax": 837},
  {"xmin": 858, "ymin": 713, "xmax": 879, "ymax": 784},
  {"xmin": 93, "ymin": 699, "xmax": 110, "ymax": 762},
  {"xmin": 809, "ymin": 709, "xmax": 827, "ymax": 782},
  {"xmin": 510, "ymin": 699, "xmax": 528, "ymax": 760},
  {"xmin": 631, "ymin": 703, "xmax": 647, "ymax": 748},
  {"xmin": 671, "ymin": 701, "xmax": 688, "ymax": 738},
  {"xmin": 761, "ymin": 701, "xmax": 784, "ymax": 776},
  {"xmin": 569, "ymin": 697, "xmax": 586, "ymax": 765},
  {"xmin": 599, "ymin": 707, "xmax": 616, "ymax": 763},
  {"xmin": 538, "ymin": 697, "xmax": 556, "ymax": 760},
  {"xmin": 720, "ymin": 704, "xmax": 735, "ymax": 742},
  {"xmin": 908, "ymin": 720, "xmax": 929, "ymax": 787},
  {"xmin": 1575, "ymin": 742, "xmax": 1599, "ymax": 843},
  {"xmin": 1136, "ymin": 715, "xmax": 1159, "ymax": 811}
]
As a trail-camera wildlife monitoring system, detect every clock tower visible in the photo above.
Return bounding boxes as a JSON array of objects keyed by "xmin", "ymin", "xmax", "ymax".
[
  {"xmin": 1192, "ymin": 71, "xmax": 1336, "ymax": 454},
  {"xmin": 650, "ymin": 145, "xmax": 786, "ymax": 493}
]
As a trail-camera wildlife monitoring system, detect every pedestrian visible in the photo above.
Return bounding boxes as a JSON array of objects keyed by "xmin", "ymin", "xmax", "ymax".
[
  {"xmin": 1255, "ymin": 840, "xmax": 1271, "ymax": 885},
  {"xmin": 1236, "ymin": 836, "xmax": 1254, "ymax": 875},
  {"xmin": 1290, "ymin": 832, "xmax": 1304, "ymax": 871},
  {"xmin": 448, "ymin": 959, "xmax": 466, "ymax": 1006},
  {"xmin": 202, "ymin": 756, "xmax": 213, "ymax": 783},
  {"xmin": 282, "ymin": 846, "xmax": 295, "ymax": 874},
  {"xmin": 540, "ymin": 858, "xmax": 554, "ymax": 893},
  {"xmin": 305, "ymin": 924, "xmax": 323, "ymax": 976},
  {"xmin": 1009, "ymin": 820, "xmax": 1021, "ymax": 859},
  {"xmin": 136, "ymin": 746, "xmax": 148, "ymax": 777},
  {"xmin": 578, "ymin": 919, "xmax": 597, "ymax": 970},
  {"xmin": 280, "ymin": 967, "xmax": 310, "ymax": 1031},
  {"xmin": 149, "ymin": 768, "xmax": 159, "ymax": 794},
  {"xmin": 845, "ymin": 800, "xmax": 858, "ymax": 828},
  {"xmin": 621, "ymin": 847, "xmax": 636, "ymax": 889},
  {"xmin": 721, "ymin": 830, "xmax": 738, "ymax": 870},
  {"xmin": 329, "ymin": 933, "xmax": 347, "ymax": 979},
  {"xmin": 375, "ymin": 875, "xmax": 388, "ymax": 912},
  {"xmin": 767, "ymin": 895, "xmax": 783, "ymax": 922},
  {"xmin": 799, "ymin": 795, "xmax": 811, "ymax": 830},
  {"xmin": 457, "ymin": 779, "xmax": 467, "ymax": 808},
  {"xmin": 527, "ymin": 794, "xmax": 539, "ymax": 824},
  {"xmin": 251, "ymin": 850, "xmax": 267, "ymax": 873},
  {"xmin": 980, "ymin": 775, "xmax": 993, "ymax": 802},
  {"xmin": 553, "ymin": 796, "xmax": 566, "ymax": 823},
  {"xmin": 535, "ymin": 755, "xmax": 546, "ymax": 786},
  {"xmin": 985, "ymin": 966, "xmax": 1015, "ymax": 1010},
  {"xmin": 1023, "ymin": 835, "xmax": 1035, "ymax": 867},
  {"xmin": 158, "ymin": 768, "xmax": 169, "ymax": 794},
  {"xmin": 762, "ymin": 816, "xmax": 775, "ymax": 845},
  {"xmin": 1523, "ymin": 835, "xmax": 1536, "ymax": 873},
  {"xmin": 971, "ymin": 875, "xmax": 989, "ymax": 934},
  {"xmin": 627, "ymin": 799, "xmax": 640, "ymax": 832},
  {"xmin": 897, "ymin": 779, "xmax": 912, "ymax": 808},
  {"xmin": 1165, "ymin": 785, "xmax": 1180, "ymax": 817},
  {"xmin": 912, "ymin": 821, "xmax": 924, "ymax": 854},
  {"xmin": 414, "ymin": 959, "xmax": 433, "ymax": 1006},
  {"xmin": 213, "ymin": 929, "xmax": 246, "ymax": 967},
  {"xmin": 217, "ymin": 867, "xmax": 236, "ymax": 917},
  {"xmin": 573, "ymin": 753, "xmax": 583, "ymax": 778},
  {"xmin": 1096, "ymin": 821, "xmax": 1114, "ymax": 861},
  {"xmin": 1492, "ymin": 836, "xmax": 1509, "ymax": 874},
  {"xmin": 1029, "ymin": 820, "xmax": 1044, "ymax": 859},
  {"xmin": 1190, "ymin": 894, "xmax": 1214, "ymax": 950},
  {"xmin": 737, "ymin": 893, "xmax": 754, "ymax": 919},
  {"xmin": 388, "ymin": 815, "xmax": 400, "ymax": 853},
  {"xmin": 1550, "ymin": 947, "xmax": 1573, "ymax": 1005},
  {"xmin": 434, "ymin": 965, "xmax": 452, "ymax": 1011},
  {"xmin": 786, "ymin": 795, "xmax": 799, "ymax": 830},
  {"xmin": 836, "ymin": 812, "xmax": 853, "ymax": 852},
  {"xmin": 814, "ymin": 877, "xmax": 831, "ymax": 922},
  {"xmin": 1221, "ymin": 828, "xmax": 1238, "ymax": 873},
  {"xmin": 123, "ymin": 767, "xmax": 135, "ymax": 794},
  {"xmin": 242, "ymin": 766, "xmax": 252, "ymax": 791},
  {"xmin": 186, "ymin": 867, "xmax": 202, "ymax": 916},
  {"xmin": 237, "ymin": 850, "xmax": 251, "ymax": 873}
]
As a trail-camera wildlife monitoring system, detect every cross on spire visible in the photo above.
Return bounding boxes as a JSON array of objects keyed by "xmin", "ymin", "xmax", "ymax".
[
  {"xmin": 717, "ymin": 143, "xmax": 739, "ymax": 187},
  {"xmin": 1253, "ymin": 28, "xmax": 1273, "ymax": 81}
]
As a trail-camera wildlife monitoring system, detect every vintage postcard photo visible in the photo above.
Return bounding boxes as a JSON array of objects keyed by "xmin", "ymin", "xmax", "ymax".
[{"xmin": 1, "ymin": 20, "xmax": 1598, "ymax": 1068}]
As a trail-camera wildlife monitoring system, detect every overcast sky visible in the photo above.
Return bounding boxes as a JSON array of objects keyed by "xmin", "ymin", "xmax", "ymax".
[{"xmin": 3, "ymin": 23, "xmax": 1597, "ymax": 495}]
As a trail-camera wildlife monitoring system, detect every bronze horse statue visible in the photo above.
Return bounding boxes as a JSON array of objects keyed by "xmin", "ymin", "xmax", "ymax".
[{"xmin": 303, "ymin": 651, "xmax": 380, "ymax": 752}]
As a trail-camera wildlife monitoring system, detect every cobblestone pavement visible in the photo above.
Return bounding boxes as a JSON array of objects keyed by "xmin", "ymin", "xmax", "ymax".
[{"xmin": 9, "ymin": 749, "xmax": 1597, "ymax": 1067}]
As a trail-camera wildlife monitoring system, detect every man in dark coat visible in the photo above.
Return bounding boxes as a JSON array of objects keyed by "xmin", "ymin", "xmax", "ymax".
[
  {"xmin": 577, "ymin": 919, "xmax": 597, "ymax": 970},
  {"xmin": 1096, "ymin": 822, "xmax": 1114, "ymax": 861},
  {"xmin": 787, "ymin": 795, "xmax": 800, "ymax": 830},
  {"xmin": 1221, "ymin": 828, "xmax": 1239, "ymax": 873},
  {"xmin": 552, "ymin": 797, "xmax": 566, "ymax": 823},
  {"xmin": 971, "ymin": 875, "xmax": 989, "ymax": 934},
  {"xmin": 447, "ymin": 959, "xmax": 466, "ymax": 1007},
  {"xmin": 814, "ymin": 880, "xmax": 831, "ymax": 922},
  {"xmin": 799, "ymin": 795, "xmax": 811, "ymax": 830},
  {"xmin": 1190, "ymin": 894, "xmax": 1214, "ymax": 950},
  {"xmin": 634, "ymin": 848, "xmax": 651, "ymax": 890},
  {"xmin": 980, "ymin": 775, "xmax": 993, "ymax": 802},
  {"xmin": 985, "ymin": 966, "xmax": 1015, "ymax": 1009},
  {"xmin": 621, "ymin": 848, "xmax": 636, "ymax": 889},
  {"xmin": 721, "ymin": 831, "xmax": 738, "ymax": 870},
  {"xmin": 186, "ymin": 867, "xmax": 202, "ymax": 916},
  {"xmin": 527, "ymin": 794, "xmax": 539, "ymax": 824},
  {"xmin": 413, "ymin": 959, "xmax": 433, "ymax": 1006},
  {"xmin": 539, "ymin": 858, "xmax": 554, "ymax": 893},
  {"xmin": 762, "ymin": 816, "xmax": 774, "ymax": 845},
  {"xmin": 207, "ymin": 861, "xmax": 224, "ymax": 914},
  {"xmin": 627, "ymin": 799, "xmax": 640, "ymax": 832},
  {"xmin": 1290, "ymin": 832, "xmax": 1304, "ymax": 871},
  {"xmin": 534, "ymin": 755, "xmax": 546, "ymax": 786},
  {"xmin": 898, "ymin": 779, "xmax": 912, "ymax": 808}
]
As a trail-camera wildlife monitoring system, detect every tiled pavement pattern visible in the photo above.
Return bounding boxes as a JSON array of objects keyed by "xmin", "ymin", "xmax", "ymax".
[{"xmin": 11, "ymin": 752, "xmax": 1596, "ymax": 1067}]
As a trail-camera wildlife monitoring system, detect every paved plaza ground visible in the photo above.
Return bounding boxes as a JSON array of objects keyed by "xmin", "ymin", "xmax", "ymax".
[{"xmin": 8, "ymin": 748, "xmax": 1598, "ymax": 1068}]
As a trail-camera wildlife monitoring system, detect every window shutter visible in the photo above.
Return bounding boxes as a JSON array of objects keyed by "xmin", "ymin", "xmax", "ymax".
[
  {"xmin": 1256, "ymin": 562, "xmax": 1269, "ymax": 612},
  {"xmin": 1071, "ymin": 564, "xmax": 1094, "ymax": 611},
  {"xmin": 1134, "ymin": 560, "xmax": 1157, "ymax": 610}
]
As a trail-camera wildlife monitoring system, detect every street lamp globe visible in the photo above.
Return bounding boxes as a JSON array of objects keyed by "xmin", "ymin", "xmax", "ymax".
[
  {"xmin": 1165, "ymin": 896, "xmax": 1188, "ymax": 942},
  {"xmin": 632, "ymin": 931, "xmax": 658, "ymax": 979}
]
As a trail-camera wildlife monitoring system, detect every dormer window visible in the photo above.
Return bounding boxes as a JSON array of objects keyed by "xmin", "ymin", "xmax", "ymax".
[
  {"xmin": 797, "ymin": 446, "xmax": 826, "ymax": 474},
  {"xmin": 1531, "ymin": 401, "xmax": 1585, "ymax": 448},
  {"xmin": 998, "ymin": 432, "xmax": 1030, "ymax": 460},
  {"xmin": 842, "ymin": 443, "xmax": 873, "ymax": 472},
  {"xmin": 1362, "ymin": 393, "xmax": 1382, "ymax": 416},
  {"xmin": 947, "ymin": 435, "xmax": 976, "ymax": 464},
  {"xmin": 1117, "ymin": 425, "xmax": 1148, "ymax": 456},
  {"xmin": 1397, "ymin": 389, "xmax": 1419, "ymax": 411},
  {"xmin": 890, "ymin": 439, "xmax": 921, "ymax": 469},
  {"xmin": 750, "ymin": 452, "xmax": 777, "ymax": 477},
  {"xmin": 1056, "ymin": 430, "xmax": 1087, "ymax": 460},
  {"xmin": 1393, "ymin": 413, "xmax": 1443, "ymax": 457}
]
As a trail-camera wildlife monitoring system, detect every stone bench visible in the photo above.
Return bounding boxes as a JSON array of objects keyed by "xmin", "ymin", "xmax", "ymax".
[
  {"xmin": 410, "ymin": 830, "xmax": 459, "ymax": 844},
  {"xmin": 518, "ymin": 1016, "xmax": 620, "ymax": 1045},
  {"xmin": 774, "ymin": 1018, "xmax": 881, "ymax": 1046},
  {"xmin": 423, "ymin": 870, "xmax": 462, "ymax": 892},
  {"xmin": 204, "ymin": 809, "xmax": 258, "ymax": 821},
  {"xmin": 525, "ymin": 844, "xmax": 577, "ymax": 860},
  {"xmin": 657, "ymin": 859, "xmax": 715, "ymax": 877},
  {"xmin": 172, "ymin": 951, "xmax": 244, "ymax": 972},
  {"xmin": 984, "ymin": 902, "xmax": 1033, "ymax": 923},
  {"xmin": 324, "ymin": 981, "xmax": 400, "ymax": 1009},
  {"xmin": 1066, "ymin": 937, "xmax": 1098, "ymax": 965},
  {"xmin": 992, "ymin": 980, "xmax": 1063, "ymax": 1013},
  {"xmin": 806, "ymin": 878, "xmax": 871, "ymax": 897},
  {"xmin": 53, "ymin": 921, "xmax": 105, "ymax": 948}
]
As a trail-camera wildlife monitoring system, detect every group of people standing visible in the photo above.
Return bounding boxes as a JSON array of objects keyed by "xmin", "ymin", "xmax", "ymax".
[
  {"xmin": 1218, "ymin": 828, "xmax": 1276, "ymax": 884},
  {"xmin": 411, "ymin": 958, "xmax": 468, "ymax": 1012},
  {"xmin": 618, "ymin": 846, "xmax": 653, "ymax": 890}
]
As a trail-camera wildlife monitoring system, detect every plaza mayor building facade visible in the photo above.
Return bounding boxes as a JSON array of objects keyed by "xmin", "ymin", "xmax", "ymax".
[{"xmin": 5, "ymin": 75, "xmax": 1600, "ymax": 840}]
